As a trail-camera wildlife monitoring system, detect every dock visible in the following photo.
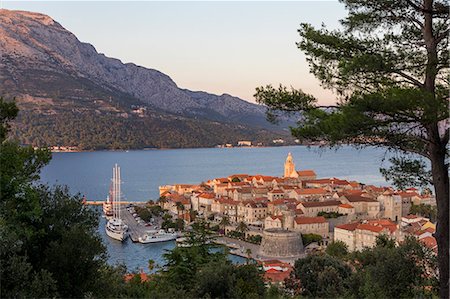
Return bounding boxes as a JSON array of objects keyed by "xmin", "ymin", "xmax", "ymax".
[{"xmin": 121, "ymin": 207, "xmax": 153, "ymax": 242}]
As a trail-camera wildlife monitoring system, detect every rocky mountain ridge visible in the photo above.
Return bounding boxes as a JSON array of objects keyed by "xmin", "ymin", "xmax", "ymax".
[
  {"xmin": 0, "ymin": 9, "xmax": 273, "ymax": 128},
  {"xmin": 0, "ymin": 9, "xmax": 292, "ymax": 149}
]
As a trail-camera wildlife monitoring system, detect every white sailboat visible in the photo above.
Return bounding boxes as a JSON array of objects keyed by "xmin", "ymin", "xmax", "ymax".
[{"xmin": 105, "ymin": 164, "xmax": 128, "ymax": 242}]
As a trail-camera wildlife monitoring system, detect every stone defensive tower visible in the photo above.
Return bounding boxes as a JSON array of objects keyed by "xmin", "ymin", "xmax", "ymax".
[{"xmin": 259, "ymin": 228, "xmax": 304, "ymax": 258}]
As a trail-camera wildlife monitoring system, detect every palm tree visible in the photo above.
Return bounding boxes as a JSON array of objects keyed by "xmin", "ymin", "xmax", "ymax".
[
  {"xmin": 219, "ymin": 216, "xmax": 231, "ymax": 230},
  {"xmin": 245, "ymin": 248, "xmax": 252, "ymax": 264},
  {"xmin": 237, "ymin": 221, "xmax": 249, "ymax": 239},
  {"xmin": 175, "ymin": 202, "xmax": 185, "ymax": 219},
  {"xmin": 148, "ymin": 259, "xmax": 155, "ymax": 272}
]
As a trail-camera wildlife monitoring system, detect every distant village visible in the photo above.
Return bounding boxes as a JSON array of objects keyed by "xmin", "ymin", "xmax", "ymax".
[{"xmin": 159, "ymin": 153, "xmax": 437, "ymax": 259}]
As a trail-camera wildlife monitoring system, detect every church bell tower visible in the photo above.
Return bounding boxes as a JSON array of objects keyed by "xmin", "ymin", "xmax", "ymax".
[{"xmin": 284, "ymin": 152, "xmax": 295, "ymax": 178}]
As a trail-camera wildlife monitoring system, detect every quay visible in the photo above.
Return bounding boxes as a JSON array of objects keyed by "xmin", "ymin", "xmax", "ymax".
[{"xmin": 120, "ymin": 207, "xmax": 150, "ymax": 242}]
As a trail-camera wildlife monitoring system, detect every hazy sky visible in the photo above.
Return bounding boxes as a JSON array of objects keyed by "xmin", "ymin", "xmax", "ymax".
[{"xmin": 4, "ymin": 1, "xmax": 348, "ymax": 105}]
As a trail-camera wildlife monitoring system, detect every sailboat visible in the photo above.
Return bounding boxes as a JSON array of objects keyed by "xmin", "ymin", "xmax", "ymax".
[{"xmin": 105, "ymin": 164, "xmax": 128, "ymax": 242}]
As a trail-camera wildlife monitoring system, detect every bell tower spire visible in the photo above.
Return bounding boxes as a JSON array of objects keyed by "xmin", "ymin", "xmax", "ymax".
[{"xmin": 284, "ymin": 152, "xmax": 296, "ymax": 178}]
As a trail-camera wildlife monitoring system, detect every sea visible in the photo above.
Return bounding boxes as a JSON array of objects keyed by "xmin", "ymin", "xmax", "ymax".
[{"xmin": 40, "ymin": 145, "xmax": 395, "ymax": 271}]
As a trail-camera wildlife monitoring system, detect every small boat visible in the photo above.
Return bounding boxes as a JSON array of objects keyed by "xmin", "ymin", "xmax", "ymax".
[
  {"xmin": 138, "ymin": 229, "xmax": 178, "ymax": 244},
  {"xmin": 103, "ymin": 195, "xmax": 113, "ymax": 218},
  {"xmin": 105, "ymin": 164, "xmax": 128, "ymax": 242}
]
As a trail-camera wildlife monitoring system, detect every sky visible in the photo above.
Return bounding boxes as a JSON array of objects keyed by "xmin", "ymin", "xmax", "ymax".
[{"xmin": 3, "ymin": 1, "xmax": 348, "ymax": 105}]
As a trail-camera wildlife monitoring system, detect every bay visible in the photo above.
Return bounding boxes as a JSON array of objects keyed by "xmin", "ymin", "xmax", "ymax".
[{"xmin": 40, "ymin": 145, "xmax": 394, "ymax": 271}]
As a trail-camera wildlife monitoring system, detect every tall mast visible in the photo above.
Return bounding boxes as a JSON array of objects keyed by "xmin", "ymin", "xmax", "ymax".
[
  {"xmin": 118, "ymin": 165, "xmax": 121, "ymax": 220},
  {"xmin": 113, "ymin": 164, "xmax": 116, "ymax": 218}
]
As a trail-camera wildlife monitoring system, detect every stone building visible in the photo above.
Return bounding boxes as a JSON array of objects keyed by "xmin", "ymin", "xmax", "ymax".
[{"xmin": 293, "ymin": 216, "xmax": 329, "ymax": 237}]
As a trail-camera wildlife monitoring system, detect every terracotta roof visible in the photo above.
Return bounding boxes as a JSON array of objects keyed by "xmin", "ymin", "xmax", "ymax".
[
  {"xmin": 335, "ymin": 223, "xmax": 359, "ymax": 231},
  {"xmin": 214, "ymin": 178, "xmax": 229, "ymax": 183},
  {"xmin": 297, "ymin": 170, "xmax": 317, "ymax": 177},
  {"xmin": 236, "ymin": 187, "xmax": 252, "ymax": 193},
  {"xmin": 294, "ymin": 188, "xmax": 327, "ymax": 195},
  {"xmin": 300, "ymin": 200, "xmax": 341, "ymax": 207},
  {"xmin": 270, "ymin": 198, "xmax": 297, "ymax": 205},
  {"xmin": 270, "ymin": 189, "xmax": 284, "ymax": 194},
  {"xmin": 343, "ymin": 195, "xmax": 377, "ymax": 202},
  {"xmin": 199, "ymin": 193, "xmax": 216, "ymax": 199},
  {"xmin": 349, "ymin": 181, "xmax": 361, "ymax": 188},
  {"xmin": 175, "ymin": 184, "xmax": 193, "ymax": 188},
  {"xmin": 395, "ymin": 191, "xmax": 420, "ymax": 197},
  {"xmin": 415, "ymin": 227, "xmax": 435, "ymax": 236},
  {"xmin": 215, "ymin": 197, "xmax": 235, "ymax": 205},
  {"xmin": 124, "ymin": 271, "xmax": 149, "ymax": 282},
  {"xmin": 216, "ymin": 183, "xmax": 228, "ymax": 187},
  {"xmin": 357, "ymin": 223, "xmax": 384, "ymax": 233},
  {"xmin": 339, "ymin": 203, "xmax": 354, "ymax": 209},
  {"xmin": 419, "ymin": 236, "xmax": 438, "ymax": 251},
  {"xmin": 264, "ymin": 271, "xmax": 291, "ymax": 283},
  {"xmin": 228, "ymin": 174, "xmax": 249, "ymax": 178},
  {"xmin": 230, "ymin": 182, "xmax": 250, "ymax": 187},
  {"xmin": 367, "ymin": 219, "xmax": 397, "ymax": 233},
  {"xmin": 166, "ymin": 193, "xmax": 186, "ymax": 202},
  {"xmin": 294, "ymin": 216, "xmax": 326, "ymax": 225},
  {"xmin": 264, "ymin": 268, "xmax": 292, "ymax": 283},
  {"xmin": 304, "ymin": 178, "xmax": 350, "ymax": 185},
  {"xmin": 269, "ymin": 215, "xmax": 283, "ymax": 221},
  {"xmin": 338, "ymin": 219, "xmax": 398, "ymax": 233},
  {"xmin": 272, "ymin": 178, "xmax": 287, "ymax": 183}
]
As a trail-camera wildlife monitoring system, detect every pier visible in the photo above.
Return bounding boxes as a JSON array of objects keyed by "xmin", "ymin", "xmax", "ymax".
[{"xmin": 120, "ymin": 207, "xmax": 150, "ymax": 242}]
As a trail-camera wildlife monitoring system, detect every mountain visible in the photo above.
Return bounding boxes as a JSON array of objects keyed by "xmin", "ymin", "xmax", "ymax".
[{"xmin": 0, "ymin": 9, "xmax": 292, "ymax": 150}]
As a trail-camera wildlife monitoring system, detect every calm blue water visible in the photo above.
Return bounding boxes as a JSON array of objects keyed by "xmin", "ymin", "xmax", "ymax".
[
  {"xmin": 40, "ymin": 145, "xmax": 394, "ymax": 271},
  {"xmin": 41, "ymin": 145, "xmax": 394, "ymax": 202}
]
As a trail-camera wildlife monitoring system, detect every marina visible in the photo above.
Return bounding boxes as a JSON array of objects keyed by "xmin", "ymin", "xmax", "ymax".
[{"xmin": 41, "ymin": 146, "xmax": 394, "ymax": 271}]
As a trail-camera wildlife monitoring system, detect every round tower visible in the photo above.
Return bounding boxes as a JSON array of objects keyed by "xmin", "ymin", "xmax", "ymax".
[{"xmin": 259, "ymin": 228, "xmax": 304, "ymax": 258}]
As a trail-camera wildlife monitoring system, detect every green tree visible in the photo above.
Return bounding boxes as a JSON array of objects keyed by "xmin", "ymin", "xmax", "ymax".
[
  {"xmin": 175, "ymin": 201, "xmax": 185, "ymax": 219},
  {"xmin": 0, "ymin": 99, "xmax": 124, "ymax": 298},
  {"xmin": 326, "ymin": 241, "xmax": 349, "ymax": 258},
  {"xmin": 410, "ymin": 203, "xmax": 437, "ymax": 221},
  {"xmin": 219, "ymin": 215, "xmax": 231, "ymax": 231},
  {"xmin": 350, "ymin": 236, "xmax": 437, "ymax": 298},
  {"xmin": 375, "ymin": 234, "xmax": 397, "ymax": 249},
  {"xmin": 291, "ymin": 254, "xmax": 352, "ymax": 298},
  {"xmin": 301, "ymin": 233, "xmax": 322, "ymax": 246},
  {"xmin": 0, "ymin": 97, "xmax": 18, "ymax": 142},
  {"xmin": 148, "ymin": 259, "xmax": 155, "ymax": 272},
  {"xmin": 231, "ymin": 177, "xmax": 241, "ymax": 183},
  {"xmin": 254, "ymin": 1, "xmax": 448, "ymax": 295},
  {"xmin": 237, "ymin": 221, "xmax": 249, "ymax": 235}
]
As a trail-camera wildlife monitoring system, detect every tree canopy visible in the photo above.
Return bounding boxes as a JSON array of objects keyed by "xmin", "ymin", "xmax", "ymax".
[
  {"xmin": 0, "ymin": 98, "xmax": 126, "ymax": 297},
  {"xmin": 255, "ymin": 1, "xmax": 448, "ymax": 295}
]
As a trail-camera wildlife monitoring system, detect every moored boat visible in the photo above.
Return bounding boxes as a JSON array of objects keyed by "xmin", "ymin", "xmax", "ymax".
[
  {"xmin": 138, "ymin": 229, "xmax": 177, "ymax": 243},
  {"xmin": 105, "ymin": 164, "xmax": 128, "ymax": 242}
]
